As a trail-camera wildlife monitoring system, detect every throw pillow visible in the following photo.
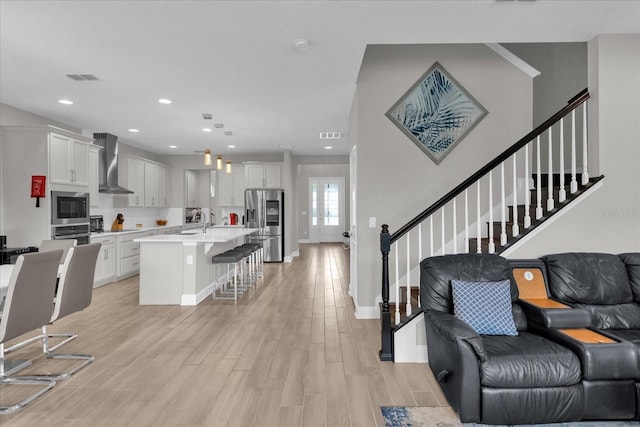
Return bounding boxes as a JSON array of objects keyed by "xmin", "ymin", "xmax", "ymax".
[{"xmin": 451, "ymin": 279, "xmax": 518, "ymax": 336}]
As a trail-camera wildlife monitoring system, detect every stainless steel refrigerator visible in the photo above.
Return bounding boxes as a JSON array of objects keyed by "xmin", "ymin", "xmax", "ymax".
[{"xmin": 245, "ymin": 188, "xmax": 284, "ymax": 262}]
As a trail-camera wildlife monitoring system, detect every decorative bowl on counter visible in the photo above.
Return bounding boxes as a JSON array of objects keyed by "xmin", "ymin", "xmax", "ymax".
[{"xmin": 156, "ymin": 219, "xmax": 168, "ymax": 226}]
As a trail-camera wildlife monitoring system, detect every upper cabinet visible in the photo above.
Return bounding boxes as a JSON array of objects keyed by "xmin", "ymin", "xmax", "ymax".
[
  {"xmin": 217, "ymin": 165, "xmax": 244, "ymax": 206},
  {"xmin": 185, "ymin": 170, "xmax": 198, "ymax": 207},
  {"xmin": 120, "ymin": 155, "xmax": 170, "ymax": 208},
  {"xmin": 88, "ymin": 145, "xmax": 100, "ymax": 207},
  {"xmin": 49, "ymin": 133, "xmax": 91, "ymax": 186},
  {"xmin": 245, "ymin": 164, "xmax": 281, "ymax": 188}
]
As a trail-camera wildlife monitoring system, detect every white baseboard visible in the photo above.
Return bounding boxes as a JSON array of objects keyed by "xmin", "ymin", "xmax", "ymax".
[
  {"xmin": 181, "ymin": 282, "xmax": 215, "ymax": 306},
  {"xmin": 284, "ymin": 249, "xmax": 300, "ymax": 263},
  {"xmin": 354, "ymin": 305, "xmax": 379, "ymax": 319},
  {"xmin": 298, "ymin": 238, "xmax": 310, "ymax": 244}
]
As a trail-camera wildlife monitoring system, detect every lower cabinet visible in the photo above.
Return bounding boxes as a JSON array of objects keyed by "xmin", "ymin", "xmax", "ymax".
[
  {"xmin": 117, "ymin": 230, "xmax": 158, "ymax": 279},
  {"xmin": 92, "ymin": 235, "xmax": 116, "ymax": 286}
]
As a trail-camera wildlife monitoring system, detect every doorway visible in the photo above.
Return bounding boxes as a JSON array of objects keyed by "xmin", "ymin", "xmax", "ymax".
[{"xmin": 309, "ymin": 177, "xmax": 345, "ymax": 243}]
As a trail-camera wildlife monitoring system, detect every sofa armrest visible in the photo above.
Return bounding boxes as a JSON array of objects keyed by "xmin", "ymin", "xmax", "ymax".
[
  {"xmin": 424, "ymin": 309, "xmax": 486, "ymax": 361},
  {"xmin": 519, "ymin": 299, "xmax": 592, "ymax": 329}
]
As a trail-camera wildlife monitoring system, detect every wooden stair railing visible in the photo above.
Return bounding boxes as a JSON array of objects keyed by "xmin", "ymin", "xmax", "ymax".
[{"xmin": 379, "ymin": 88, "xmax": 604, "ymax": 361}]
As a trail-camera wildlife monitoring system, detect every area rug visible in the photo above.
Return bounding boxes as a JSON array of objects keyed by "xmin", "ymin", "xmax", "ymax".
[{"xmin": 380, "ymin": 406, "xmax": 640, "ymax": 427}]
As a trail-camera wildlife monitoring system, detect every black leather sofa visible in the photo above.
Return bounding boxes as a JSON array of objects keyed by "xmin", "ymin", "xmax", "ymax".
[
  {"xmin": 531, "ymin": 252, "xmax": 640, "ymax": 420},
  {"xmin": 420, "ymin": 253, "xmax": 585, "ymax": 425}
]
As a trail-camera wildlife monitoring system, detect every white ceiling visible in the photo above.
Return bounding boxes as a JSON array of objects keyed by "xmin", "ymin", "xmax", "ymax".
[{"xmin": 1, "ymin": 1, "xmax": 639, "ymax": 157}]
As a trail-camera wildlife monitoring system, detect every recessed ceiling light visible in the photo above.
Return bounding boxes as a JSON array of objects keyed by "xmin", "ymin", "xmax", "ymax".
[
  {"xmin": 58, "ymin": 99, "xmax": 73, "ymax": 105},
  {"xmin": 202, "ymin": 128, "xmax": 212, "ymax": 132},
  {"xmin": 227, "ymin": 145, "xmax": 236, "ymax": 149},
  {"xmin": 158, "ymin": 98, "xmax": 172, "ymax": 104},
  {"xmin": 294, "ymin": 38, "xmax": 310, "ymax": 51},
  {"xmin": 324, "ymin": 146, "xmax": 333, "ymax": 150},
  {"xmin": 169, "ymin": 145, "xmax": 177, "ymax": 149},
  {"xmin": 128, "ymin": 128, "xmax": 139, "ymax": 133}
]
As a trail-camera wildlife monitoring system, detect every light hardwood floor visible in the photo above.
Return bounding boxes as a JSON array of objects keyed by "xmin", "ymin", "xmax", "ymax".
[{"xmin": 1, "ymin": 243, "xmax": 447, "ymax": 426}]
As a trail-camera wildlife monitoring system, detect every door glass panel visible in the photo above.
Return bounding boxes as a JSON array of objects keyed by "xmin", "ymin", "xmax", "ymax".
[
  {"xmin": 324, "ymin": 183, "xmax": 339, "ymax": 226},
  {"xmin": 311, "ymin": 183, "xmax": 318, "ymax": 226}
]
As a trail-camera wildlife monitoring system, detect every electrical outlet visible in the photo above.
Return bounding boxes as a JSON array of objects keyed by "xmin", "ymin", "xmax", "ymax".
[
  {"xmin": 369, "ymin": 217, "xmax": 376, "ymax": 228},
  {"xmin": 186, "ymin": 255, "xmax": 193, "ymax": 265}
]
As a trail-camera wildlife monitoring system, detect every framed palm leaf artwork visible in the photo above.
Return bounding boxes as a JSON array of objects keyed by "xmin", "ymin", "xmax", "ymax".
[{"xmin": 386, "ymin": 62, "xmax": 488, "ymax": 164}]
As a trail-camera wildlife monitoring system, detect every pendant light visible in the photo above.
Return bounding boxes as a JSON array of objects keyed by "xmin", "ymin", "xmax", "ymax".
[
  {"xmin": 225, "ymin": 160, "xmax": 232, "ymax": 174},
  {"xmin": 203, "ymin": 149, "xmax": 212, "ymax": 166},
  {"xmin": 216, "ymin": 155, "xmax": 223, "ymax": 170}
]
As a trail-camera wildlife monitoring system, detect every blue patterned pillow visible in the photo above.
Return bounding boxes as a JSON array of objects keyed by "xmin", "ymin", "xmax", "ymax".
[{"xmin": 451, "ymin": 279, "xmax": 518, "ymax": 336}]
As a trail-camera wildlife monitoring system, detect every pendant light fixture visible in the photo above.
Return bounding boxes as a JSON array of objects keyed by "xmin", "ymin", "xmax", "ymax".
[
  {"xmin": 225, "ymin": 160, "xmax": 232, "ymax": 174},
  {"xmin": 216, "ymin": 155, "xmax": 223, "ymax": 170},
  {"xmin": 203, "ymin": 149, "xmax": 212, "ymax": 166}
]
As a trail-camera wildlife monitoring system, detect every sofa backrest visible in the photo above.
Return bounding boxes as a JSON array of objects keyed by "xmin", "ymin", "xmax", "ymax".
[
  {"xmin": 542, "ymin": 252, "xmax": 640, "ymax": 329},
  {"xmin": 620, "ymin": 253, "xmax": 640, "ymax": 302},
  {"xmin": 420, "ymin": 253, "xmax": 527, "ymax": 331}
]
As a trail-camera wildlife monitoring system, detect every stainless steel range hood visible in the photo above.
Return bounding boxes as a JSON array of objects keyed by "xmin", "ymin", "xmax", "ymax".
[{"xmin": 93, "ymin": 133, "xmax": 133, "ymax": 194}]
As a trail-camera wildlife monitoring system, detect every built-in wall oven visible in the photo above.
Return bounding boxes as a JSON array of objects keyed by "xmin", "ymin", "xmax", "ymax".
[{"xmin": 51, "ymin": 191, "xmax": 90, "ymax": 244}]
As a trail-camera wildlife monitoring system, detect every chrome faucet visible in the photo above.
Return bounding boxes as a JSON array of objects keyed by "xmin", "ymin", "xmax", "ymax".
[{"xmin": 192, "ymin": 209, "xmax": 207, "ymax": 234}]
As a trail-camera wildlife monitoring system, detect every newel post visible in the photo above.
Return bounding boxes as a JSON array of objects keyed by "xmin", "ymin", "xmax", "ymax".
[{"xmin": 379, "ymin": 224, "xmax": 393, "ymax": 361}]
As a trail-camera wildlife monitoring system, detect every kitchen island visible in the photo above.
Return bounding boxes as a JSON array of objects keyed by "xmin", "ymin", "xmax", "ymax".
[{"xmin": 134, "ymin": 227, "xmax": 258, "ymax": 305}]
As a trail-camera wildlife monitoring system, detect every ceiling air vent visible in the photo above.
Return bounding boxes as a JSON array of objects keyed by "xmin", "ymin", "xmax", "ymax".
[
  {"xmin": 65, "ymin": 73, "xmax": 98, "ymax": 81},
  {"xmin": 320, "ymin": 131, "xmax": 341, "ymax": 139}
]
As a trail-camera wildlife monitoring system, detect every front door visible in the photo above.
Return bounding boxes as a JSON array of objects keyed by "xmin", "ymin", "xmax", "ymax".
[{"xmin": 309, "ymin": 177, "xmax": 345, "ymax": 243}]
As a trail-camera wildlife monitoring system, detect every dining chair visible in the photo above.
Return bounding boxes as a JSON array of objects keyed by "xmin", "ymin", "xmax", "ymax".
[
  {"xmin": 39, "ymin": 239, "xmax": 77, "ymax": 264},
  {"xmin": 24, "ymin": 243, "xmax": 101, "ymax": 381},
  {"xmin": 0, "ymin": 250, "xmax": 62, "ymax": 414}
]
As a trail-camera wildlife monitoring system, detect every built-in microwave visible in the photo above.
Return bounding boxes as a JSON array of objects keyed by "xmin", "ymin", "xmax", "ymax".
[{"xmin": 51, "ymin": 191, "xmax": 90, "ymax": 225}]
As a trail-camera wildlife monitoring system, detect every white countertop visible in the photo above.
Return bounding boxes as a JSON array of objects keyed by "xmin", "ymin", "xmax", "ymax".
[
  {"xmin": 134, "ymin": 227, "xmax": 259, "ymax": 244},
  {"xmin": 92, "ymin": 225, "xmax": 182, "ymax": 237}
]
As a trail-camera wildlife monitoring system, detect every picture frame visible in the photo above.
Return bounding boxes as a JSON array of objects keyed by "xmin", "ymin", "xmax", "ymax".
[{"xmin": 386, "ymin": 62, "xmax": 488, "ymax": 165}]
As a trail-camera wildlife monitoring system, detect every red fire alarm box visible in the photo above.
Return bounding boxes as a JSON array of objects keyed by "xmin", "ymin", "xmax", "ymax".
[{"xmin": 31, "ymin": 175, "xmax": 46, "ymax": 207}]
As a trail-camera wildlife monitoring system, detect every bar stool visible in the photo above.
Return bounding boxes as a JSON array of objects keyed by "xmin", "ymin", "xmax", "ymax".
[
  {"xmin": 231, "ymin": 245, "xmax": 255, "ymax": 289},
  {"xmin": 211, "ymin": 250, "xmax": 244, "ymax": 301},
  {"xmin": 237, "ymin": 243, "xmax": 261, "ymax": 281},
  {"xmin": 245, "ymin": 237, "xmax": 265, "ymax": 277}
]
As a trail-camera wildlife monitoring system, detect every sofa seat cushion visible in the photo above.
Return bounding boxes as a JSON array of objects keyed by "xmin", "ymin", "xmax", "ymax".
[
  {"xmin": 481, "ymin": 332, "xmax": 581, "ymax": 388},
  {"xmin": 577, "ymin": 302, "xmax": 640, "ymax": 329},
  {"xmin": 543, "ymin": 253, "xmax": 632, "ymax": 305},
  {"xmin": 605, "ymin": 328, "xmax": 640, "ymax": 345}
]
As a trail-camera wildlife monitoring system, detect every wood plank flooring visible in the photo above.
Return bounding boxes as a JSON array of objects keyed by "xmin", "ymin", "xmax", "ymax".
[{"xmin": 1, "ymin": 243, "xmax": 448, "ymax": 426}]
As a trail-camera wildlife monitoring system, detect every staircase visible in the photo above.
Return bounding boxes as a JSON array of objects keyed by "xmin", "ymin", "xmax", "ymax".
[{"xmin": 379, "ymin": 89, "xmax": 604, "ymax": 362}]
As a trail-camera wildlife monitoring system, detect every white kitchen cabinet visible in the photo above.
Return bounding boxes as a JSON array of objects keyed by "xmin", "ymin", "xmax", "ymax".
[
  {"xmin": 217, "ymin": 165, "xmax": 244, "ymax": 206},
  {"xmin": 158, "ymin": 166, "xmax": 169, "ymax": 207},
  {"xmin": 245, "ymin": 164, "xmax": 281, "ymax": 188},
  {"xmin": 126, "ymin": 157, "xmax": 145, "ymax": 207},
  {"xmin": 185, "ymin": 170, "xmax": 198, "ymax": 207},
  {"xmin": 121, "ymin": 155, "xmax": 169, "ymax": 208},
  {"xmin": 88, "ymin": 145, "xmax": 100, "ymax": 207},
  {"xmin": 49, "ymin": 133, "xmax": 90, "ymax": 186},
  {"xmin": 92, "ymin": 235, "xmax": 116, "ymax": 286},
  {"xmin": 144, "ymin": 162, "xmax": 159, "ymax": 207},
  {"xmin": 116, "ymin": 230, "xmax": 158, "ymax": 279}
]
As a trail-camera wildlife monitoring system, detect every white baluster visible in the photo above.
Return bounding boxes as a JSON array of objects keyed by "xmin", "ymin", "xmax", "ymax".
[
  {"xmin": 476, "ymin": 181, "xmax": 482, "ymax": 253},
  {"xmin": 524, "ymin": 143, "xmax": 532, "ymax": 228},
  {"xmin": 500, "ymin": 162, "xmax": 507, "ymax": 246},
  {"xmin": 464, "ymin": 189, "xmax": 470, "ymax": 253},
  {"xmin": 570, "ymin": 109, "xmax": 578, "ymax": 194},
  {"xmin": 582, "ymin": 102, "xmax": 590, "ymax": 185},
  {"xmin": 429, "ymin": 216, "xmax": 434, "ymax": 257},
  {"xmin": 441, "ymin": 207, "xmax": 445, "ymax": 255},
  {"xmin": 406, "ymin": 234, "xmax": 411, "ymax": 317},
  {"xmin": 547, "ymin": 129, "xmax": 555, "ymax": 211},
  {"xmin": 395, "ymin": 244, "xmax": 400, "ymax": 325},
  {"xmin": 452, "ymin": 198, "xmax": 458, "ymax": 254},
  {"xmin": 488, "ymin": 171, "xmax": 496, "ymax": 254},
  {"xmin": 559, "ymin": 118, "xmax": 566, "ymax": 203},
  {"xmin": 418, "ymin": 223, "xmax": 422, "ymax": 308},
  {"xmin": 536, "ymin": 135, "xmax": 543, "ymax": 219},
  {"xmin": 512, "ymin": 154, "xmax": 519, "ymax": 237}
]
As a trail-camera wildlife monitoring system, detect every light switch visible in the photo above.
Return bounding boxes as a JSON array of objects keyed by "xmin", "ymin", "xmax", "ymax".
[
  {"xmin": 186, "ymin": 255, "xmax": 193, "ymax": 265},
  {"xmin": 369, "ymin": 217, "xmax": 376, "ymax": 228}
]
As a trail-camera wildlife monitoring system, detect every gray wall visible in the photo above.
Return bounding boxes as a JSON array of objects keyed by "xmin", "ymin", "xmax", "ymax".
[
  {"xmin": 504, "ymin": 43, "xmax": 588, "ymax": 127},
  {"xmin": 351, "ymin": 44, "xmax": 534, "ymax": 314},
  {"xmin": 508, "ymin": 35, "xmax": 640, "ymax": 258}
]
